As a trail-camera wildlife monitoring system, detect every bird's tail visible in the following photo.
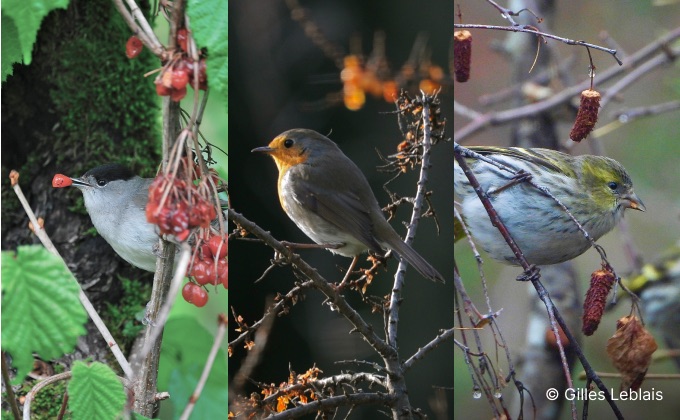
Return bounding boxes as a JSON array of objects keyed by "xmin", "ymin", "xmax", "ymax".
[{"xmin": 385, "ymin": 235, "xmax": 444, "ymax": 283}]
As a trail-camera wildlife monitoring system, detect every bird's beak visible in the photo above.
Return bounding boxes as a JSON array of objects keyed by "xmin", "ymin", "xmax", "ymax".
[
  {"xmin": 251, "ymin": 146, "xmax": 274, "ymax": 154},
  {"xmin": 621, "ymin": 192, "xmax": 646, "ymax": 212},
  {"xmin": 69, "ymin": 177, "xmax": 92, "ymax": 189}
]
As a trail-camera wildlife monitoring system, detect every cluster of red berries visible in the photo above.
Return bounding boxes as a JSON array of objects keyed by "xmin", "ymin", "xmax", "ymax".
[
  {"xmin": 155, "ymin": 28, "xmax": 208, "ymax": 102},
  {"xmin": 146, "ymin": 174, "xmax": 217, "ymax": 242},
  {"xmin": 182, "ymin": 234, "xmax": 228, "ymax": 307}
]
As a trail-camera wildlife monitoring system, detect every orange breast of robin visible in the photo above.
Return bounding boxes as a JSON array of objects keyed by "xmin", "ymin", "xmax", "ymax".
[{"xmin": 268, "ymin": 135, "xmax": 310, "ymax": 212}]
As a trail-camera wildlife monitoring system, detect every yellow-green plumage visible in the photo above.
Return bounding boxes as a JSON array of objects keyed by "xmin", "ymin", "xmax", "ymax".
[{"xmin": 454, "ymin": 146, "xmax": 644, "ymax": 265}]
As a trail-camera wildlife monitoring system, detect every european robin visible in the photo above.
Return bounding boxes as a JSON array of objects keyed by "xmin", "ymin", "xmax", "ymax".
[{"xmin": 252, "ymin": 129, "xmax": 444, "ymax": 283}]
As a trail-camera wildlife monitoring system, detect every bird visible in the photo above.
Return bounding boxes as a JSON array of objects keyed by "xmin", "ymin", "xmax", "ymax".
[
  {"xmin": 65, "ymin": 164, "xmax": 162, "ymax": 272},
  {"xmin": 454, "ymin": 146, "xmax": 645, "ymax": 266},
  {"xmin": 252, "ymin": 128, "xmax": 444, "ymax": 283}
]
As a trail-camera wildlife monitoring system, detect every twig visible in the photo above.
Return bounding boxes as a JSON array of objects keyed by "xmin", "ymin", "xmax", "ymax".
[
  {"xmin": 230, "ymin": 299, "xmax": 277, "ymax": 396},
  {"xmin": 8, "ymin": 171, "xmax": 132, "ymax": 378},
  {"xmin": 454, "ymin": 23, "xmax": 621, "ymax": 63},
  {"xmin": 227, "ymin": 210, "xmax": 396, "ymax": 359},
  {"xmin": 253, "ymin": 372, "xmax": 388, "ymax": 412},
  {"xmin": 454, "ymin": 28, "xmax": 680, "ymax": 143},
  {"xmin": 402, "ymin": 328, "xmax": 455, "ymax": 371},
  {"xmin": 228, "ymin": 281, "xmax": 313, "ymax": 351},
  {"xmin": 179, "ymin": 314, "xmax": 228, "ymax": 420},
  {"xmin": 1, "ymin": 352, "xmax": 21, "ymax": 420},
  {"xmin": 264, "ymin": 393, "xmax": 397, "ymax": 420},
  {"xmin": 111, "ymin": 0, "xmax": 166, "ymax": 58},
  {"xmin": 388, "ymin": 93, "xmax": 438, "ymax": 344},
  {"xmin": 130, "ymin": 1, "xmax": 185, "ymax": 411},
  {"xmin": 23, "ymin": 372, "xmax": 72, "ymax": 420},
  {"xmin": 132, "ymin": 243, "xmax": 191, "ymax": 363}
]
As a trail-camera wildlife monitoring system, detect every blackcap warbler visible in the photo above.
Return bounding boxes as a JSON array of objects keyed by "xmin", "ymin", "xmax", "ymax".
[{"xmin": 66, "ymin": 164, "xmax": 169, "ymax": 272}]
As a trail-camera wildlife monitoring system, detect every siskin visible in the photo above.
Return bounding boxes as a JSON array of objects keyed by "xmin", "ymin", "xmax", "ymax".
[{"xmin": 454, "ymin": 147, "xmax": 645, "ymax": 266}]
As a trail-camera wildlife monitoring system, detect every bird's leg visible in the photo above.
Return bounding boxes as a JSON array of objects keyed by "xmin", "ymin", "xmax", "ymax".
[
  {"xmin": 488, "ymin": 170, "xmax": 533, "ymax": 196},
  {"xmin": 338, "ymin": 256, "xmax": 360, "ymax": 288},
  {"xmin": 516, "ymin": 264, "xmax": 540, "ymax": 282},
  {"xmin": 280, "ymin": 241, "xmax": 343, "ymax": 250}
]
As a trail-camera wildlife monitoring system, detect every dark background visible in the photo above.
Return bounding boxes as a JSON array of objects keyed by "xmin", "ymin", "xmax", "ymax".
[{"xmin": 229, "ymin": 0, "xmax": 454, "ymax": 418}]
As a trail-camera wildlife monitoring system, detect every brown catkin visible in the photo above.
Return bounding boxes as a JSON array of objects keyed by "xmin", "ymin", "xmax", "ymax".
[
  {"xmin": 453, "ymin": 30, "xmax": 472, "ymax": 83},
  {"xmin": 569, "ymin": 89, "xmax": 601, "ymax": 142},
  {"xmin": 582, "ymin": 266, "xmax": 616, "ymax": 336}
]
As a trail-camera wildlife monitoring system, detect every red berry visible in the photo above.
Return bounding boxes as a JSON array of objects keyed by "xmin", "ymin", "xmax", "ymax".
[
  {"xmin": 199, "ymin": 241, "xmax": 213, "ymax": 260},
  {"xmin": 192, "ymin": 287, "xmax": 208, "ymax": 307},
  {"xmin": 172, "ymin": 69, "xmax": 189, "ymax": 90},
  {"xmin": 170, "ymin": 209, "xmax": 189, "ymax": 232},
  {"xmin": 182, "ymin": 282, "xmax": 208, "ymax": 307},
  {"xmin": 208, "ymin": 235, "xmax": 228, "ymax": 259},
  {"xmin": 155, "ymin": 81, "xmax": 171, "ymax": 96},
  {"xmin": 157, "ymin": 207, "xmax": 172, "ymax": 233},
  {"xmin": 52, "ymin": 174, "xmax": 72, "ymax": 188},
  {"xmin": 189, "ymin": 206, "xmax": 204, "ymax": 228},
  {"xmin": 126, "ymin": 36, "xmax": 143, "ymax": 59},
  {"xmin": 217, "ymin": 259, "xmax": 228, "ymax": 289},
  {"xmin": 145, "ymin": 202, "xmax": 158, "ymax": 223},
  {"xmin": 177, "ymin": 28, "xmax": 188, "ymax": 52},
  {"xmin": 161, "ymin": 70, "xmax": 173, "ymax": 88},
  {"xmin": 191, "ymin": 260, "xmax": 211, "ymax": 285},
  {"xmin": 171, "ymin": 86, "xmax": 187, "ymax": 102},
  {"xmin": 175, "ymin": 229, "xmax": 190, "ymax": 242}
]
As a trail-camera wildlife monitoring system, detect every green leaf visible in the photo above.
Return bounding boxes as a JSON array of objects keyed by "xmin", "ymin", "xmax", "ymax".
[
  {"xmin": 167, "ymin": 363, "xmax": 228, "ymax": 420},
  {"xmin": 1, "ymin": 11, "xmax": 23, "ymax": 82},
  {"xmin": 188, "ymin": 0, "xmax": 228, "ymax": 102},
  {"xmin": 158, "ymin": 317, "xmax": 228, "ymax": 419},
  {"xmin": 68, "ymin": 361, "xmax": 126, "ymax": 420},
  {"xmin": 1, "ymin": 245, "xmax": 87, "ymax": 382},
  {"xmin": 1, "ymin": 0, "xmax": 70, "ymax": 66}
]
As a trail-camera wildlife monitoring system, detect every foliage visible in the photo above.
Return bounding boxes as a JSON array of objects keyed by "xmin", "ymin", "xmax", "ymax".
[
  {"xmin": 1, "ymin": 245, "xmax": 87, "ymax": 383},
  {"xmin": 158, "ymin": 316, "xmax": 228, "ymax": 419},
  {"xmin": 1, "ymin": 0, "xmax": 70, "ymax": 78},
  {"xmin": 68, "ymin": 361, "xmax": 126, "ymax": 420},
  {"xmin": 188, "ymin": 0, "xmax": 228, "ymax": 103}
]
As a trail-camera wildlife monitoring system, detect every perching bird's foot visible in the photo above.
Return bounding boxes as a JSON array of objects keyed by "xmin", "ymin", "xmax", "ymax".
[{"xmin": 516, "ymin": 264, "xmax": 540, "ymax": 282}]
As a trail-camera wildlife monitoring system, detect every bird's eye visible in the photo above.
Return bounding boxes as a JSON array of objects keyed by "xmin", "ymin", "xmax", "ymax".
[
  {"xmin": 97, "ymin": 179, "xmax": 108, "ymax": 187},
  {"xmin": 283, "ymin": 139, "xmax": 294, "ymax": 148},
  {"xmin": 607, "ymin": 181, "xmax": 618, "ymax": 191}
]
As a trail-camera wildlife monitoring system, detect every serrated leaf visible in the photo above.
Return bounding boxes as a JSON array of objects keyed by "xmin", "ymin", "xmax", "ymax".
[
  {"xmin": 1, "ymin": 245, "xmax": 87, "ymax": 382},
  {"xmin": 1, "ymin": 11, "xmax": 23, "ymax": 81},
  {"xmin": 188, "ymin": 0, "xmax": 228, "ymax": 102},
  {"xmin": 2, "ymin": 0, "xmax": 70, "ymax": 65},
  {"xmin": 158, "ymin": 317, "xmax": 228, "ymax": 418},
  {"xmin": 68, "ymin": 361, "xmax": 126, "ymax": 420}
]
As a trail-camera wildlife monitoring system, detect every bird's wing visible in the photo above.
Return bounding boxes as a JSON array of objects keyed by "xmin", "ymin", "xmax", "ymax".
[
  {"xmin": 289, "ymin": 175, "xmax": 384, "ymax": 253},
  {"xmin": 467, "ymin": 146, "xmax": 572, "ymax": 176}
]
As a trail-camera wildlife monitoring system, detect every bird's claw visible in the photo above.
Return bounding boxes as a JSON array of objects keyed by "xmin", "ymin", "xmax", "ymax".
[{"xmin": 516, "ymin": 264, "xmax": 540, "ymax": 282}]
